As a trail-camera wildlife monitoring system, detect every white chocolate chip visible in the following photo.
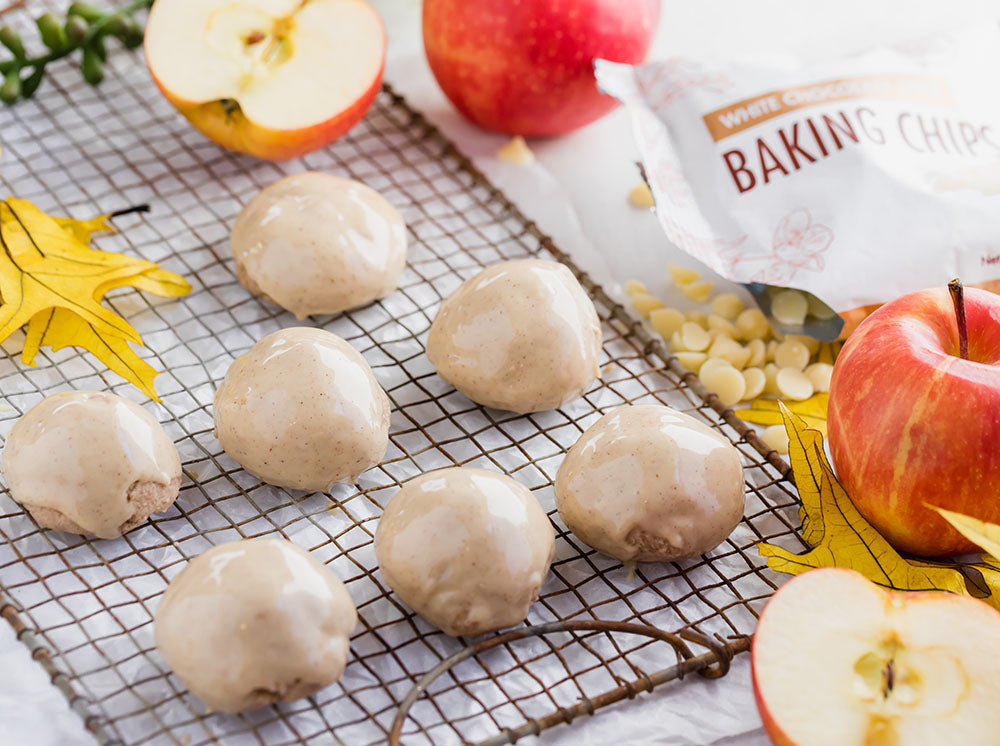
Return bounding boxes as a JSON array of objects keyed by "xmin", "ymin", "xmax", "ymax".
[
  {"xmin": 776, "ymin": 367, "xmax": 814, "ymax": 401},
  {"xmin": 742, "ymin": 367, "xmax": 766, "ymax": 400},
  {"xmin": 763, "ymin": 363, "xmax": 781, "ymax": 396},
  {"xmin": 699, "ymin": 357, "xmax": 733, "ymax": 379},
  {"xmin": 629, "ymin": 182, "xmax": 655, "ymax": 208},
  {"xmin": 761, "ymin": 424, "xmax": 790, "ymax": 454},
  {"xmin": 681, "ymin": 322, "xmax": 711, "ymax": 351},
  {"xmin": 745, "ymin": 339, "xmax": 766, "ymax": 368},
  {"xmin": 701, "ymin": 364, "xmax": 746, "ymax": 407},
  {"xmin": 624, "ymin": 279, "xmax": 647, "ymax": 296},
  {"xmin": 774, "ymin": 340, "xmax": 811, "ymax": 371},
  {"xmin": 736, "ymin": 308, "xmax": 771, "ymax": 341},
  {"xmin": 632, "ymin": 293, "xmax": 665, "ymax": 319},
  {"xmin": 710, "ymin": 293, "xmax": 745, "ymax": 321},
  {"xmin": 497, "ymin": 135, "xmax": 535, "ymax": 164},
  {"xmin": 667, "ymin": 264, "xmax": 700, "ymax": 286},
  {"xmin": 785, "ymin": 334, "xmax": 820, "ymax": 355},
  {"xmin": 681, "ymin": 280, "xmax": 714, "ymax": 303},
  {"xmin": 707, "ymin": 313, "xmax": 739, "ymax": 338},
  {"xmin": 650, "ymin": 307, "xmax": 685, "ymax": 339},
  {"xmin": 708, "ymin": 335, "xmax": 750, "ymax": 369},
  {"xmin": 685, "ymin": 310, "xmax": 709, "ymax": 327},
  {"xmin": 771, "ymin": 290, "xmax": 808, "ymax": 326},
  {"xmin": 805, "ymin": 362, "xmax": 834, "ymax": 392},
  {"xmin": 674, "ymin": 351, "xmax": 708, "ymax": 373}
]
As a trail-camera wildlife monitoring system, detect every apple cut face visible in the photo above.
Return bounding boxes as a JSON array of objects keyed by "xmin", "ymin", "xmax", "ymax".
[
  {"xmin": 145, "ymin": 0, "xmax": 385, "ymax": 158},
  {"xmin": 752, "ymin": 569, "xmax": 1000, "ymax": 746}
]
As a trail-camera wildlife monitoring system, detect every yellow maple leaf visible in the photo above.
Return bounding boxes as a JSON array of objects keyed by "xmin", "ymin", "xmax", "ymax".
[
  {"xmin": 758, "ymin": 404, "xmax": 1000, "ymax": 609},
  {"xmin": 1, "ymin": 199, "xmax": 190, "ymax": 400},
  {"xmin": 930, "ymin": 507, "xmax": 1000, "ymax": 562},
  {"xmin": 735, "ymin": 393, "xmax": 828, "ymax": 435}
]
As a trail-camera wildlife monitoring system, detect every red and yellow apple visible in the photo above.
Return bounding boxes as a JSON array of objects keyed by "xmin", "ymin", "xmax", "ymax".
[
  {"xmin": 144, "ymin": 0, "xmax": 385, "ymax": 161},
  {"xmin": 422, "ymin": 0, "xmax": 660, "ymax": 136},
  {"xmin": 753, "ymin": 568, "xmax": 1000, "ymax": 746},
  {"xmin": 828, "ymin": 285, "xmax": 1000, "ymax": 556}
]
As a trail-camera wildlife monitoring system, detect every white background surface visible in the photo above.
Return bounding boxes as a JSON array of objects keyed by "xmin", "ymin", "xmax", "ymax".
[{"xmin": 2, "ymin": 1, "xmax": 997, "ymax": 744}]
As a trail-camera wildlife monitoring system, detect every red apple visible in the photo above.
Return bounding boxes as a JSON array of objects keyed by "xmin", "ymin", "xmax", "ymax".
[
  {"xmin": 144, "ymin": 0, "xmax": 385, "ymax": 161},
  {"xmin": 828, "ymin": 284, "xmax": 1000, "ymax": 556},
  {"xmin": 422, "ymin": 0, "xmax": 660, "ymax": 136},
  {"xmin": 753, "ymin": 568, "xmax": 1000, "ymax": 746}
]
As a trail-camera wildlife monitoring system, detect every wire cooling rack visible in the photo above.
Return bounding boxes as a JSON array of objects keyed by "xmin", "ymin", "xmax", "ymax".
[{"xmin": 0, "ymin": 8, "xmax": 806, "ymax": 746}]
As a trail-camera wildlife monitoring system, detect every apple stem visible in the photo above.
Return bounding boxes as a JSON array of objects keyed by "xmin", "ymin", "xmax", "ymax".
[{"xmin": 948, "ymin": 278, "xmax": 969, "ymax": 360}]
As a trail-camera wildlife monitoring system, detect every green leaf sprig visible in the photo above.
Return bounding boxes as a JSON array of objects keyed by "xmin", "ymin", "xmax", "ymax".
[{"xmin": 0, "ymin": 0, "xmax": 153, "ymax": 104}]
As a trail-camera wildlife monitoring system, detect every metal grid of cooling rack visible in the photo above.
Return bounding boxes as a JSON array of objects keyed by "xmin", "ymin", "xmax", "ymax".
[{"xmin": 0, "ymin": 7, "xmax": 806, "ymax": 745}]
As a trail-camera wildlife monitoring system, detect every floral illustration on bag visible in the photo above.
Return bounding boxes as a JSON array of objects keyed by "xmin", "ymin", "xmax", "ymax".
[
  {"xmin": 636, "ymin": 58, "xmax": 732, "ymax": 110},
  {"xmin": 635, "ymin": 112, "xmax": 695, "ymax": 209},
  {"xmin": 723, "ymin": 209, "xmax": 833, "ymax": 285},
  {"xmin": 891, "ymin": 32, "xmax": 957, "ymax": 62},
  {"xmin": 648, "ymin": 156, "xmax": 693, "ymax": 208}
]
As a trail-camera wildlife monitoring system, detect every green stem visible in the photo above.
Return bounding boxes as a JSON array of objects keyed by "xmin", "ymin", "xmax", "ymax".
[{"xmin": 0, "ymin": 0, "xmax": 152, "ymax": 77}]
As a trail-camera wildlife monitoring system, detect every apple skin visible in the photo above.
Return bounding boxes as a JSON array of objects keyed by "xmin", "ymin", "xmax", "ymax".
[
  {"xmin": 422, "ymin": 0, "xmax": 660, "ymax": 136},
  {"xmin": 828, "ymin": 286, "xmax": 1000, "ymax": 557}
]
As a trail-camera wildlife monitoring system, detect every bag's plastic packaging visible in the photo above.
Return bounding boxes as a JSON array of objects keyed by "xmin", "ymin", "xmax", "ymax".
[{"xmin": 597, "ymin": 25, "xmax": 1000, "ymax": 337}]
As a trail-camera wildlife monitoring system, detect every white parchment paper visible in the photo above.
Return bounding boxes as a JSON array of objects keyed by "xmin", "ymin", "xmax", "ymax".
[{"xmin": 4, "ymin": 1, "xmax": 999, "ymax": 745}]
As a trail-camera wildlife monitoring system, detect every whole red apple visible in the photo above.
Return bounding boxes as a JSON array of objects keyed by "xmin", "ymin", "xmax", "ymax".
[
  {"xmin": 753, "ymin": 568, "xmax": 1000, "ymax": 745},
  {"xmin": 828, "ymin": 284, "xmax": 1000, "ymax": 556},
  {"xmin": 422, "ymin": 0, "xmax": 660, "ymax": 136}
]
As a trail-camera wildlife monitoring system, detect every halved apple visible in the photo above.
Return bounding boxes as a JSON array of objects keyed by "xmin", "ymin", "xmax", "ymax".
[
  {"xmin": 144, "ymin": 0, "xmax": 385, "ymax": 161},
  {"xmin": 753, "ymin": 569, "xmax": 1000, "ymax": 745}
]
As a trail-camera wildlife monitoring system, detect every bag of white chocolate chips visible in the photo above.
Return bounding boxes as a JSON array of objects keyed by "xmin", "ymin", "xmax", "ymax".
[{"xmin": 596, "ymin": 25, "xmax": 1000, "ymax": 339}]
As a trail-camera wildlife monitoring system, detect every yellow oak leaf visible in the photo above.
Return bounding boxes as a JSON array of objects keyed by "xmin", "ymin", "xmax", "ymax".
[
  {"xmin": 48, "ymin": 210, "xmax": 190, "ymax": 302},
  {"xmin": 52, "ymin": 205, "xmax": 151, "ymax": 246},
  {"xmin": 0, "ymin": 199, "xmax": 149, "ymax": 342},
  {"xmin": 780, "ymin": 406, "xmax": 826, "ymax": 546},
  {"xmin": 758, "ymin": 404, "xmax": 1000, "ymax": 609},
  {"xmin": 108, "ymin": 267, "xmax": 191, "ymax": 299},
  {"xmin": 1, "ymin": 198, "xmax": 190, "ymax": 400},
  {"xmin": 23, "ymin": 308, "xmax": 160, "ymax": 401},
  {"xmin": 929, "ymin": 507, "xmax": 1000, "ymax": 562},
  {"xmin": 52, "ymin": 214, "xmax": 114, "ymax": 244},
  {"xmin": 735, "ymin": 393, "xmax": 828, "ymax": 435},
  {"xmin": 20, "ymin": 266, "xmax": 191, "ymax": 402}
]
